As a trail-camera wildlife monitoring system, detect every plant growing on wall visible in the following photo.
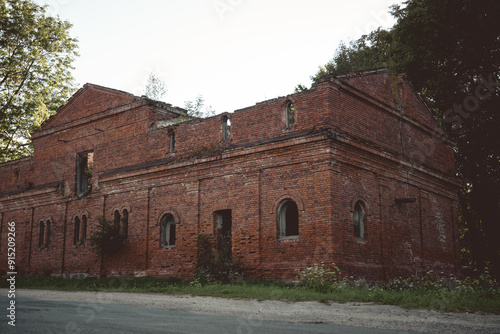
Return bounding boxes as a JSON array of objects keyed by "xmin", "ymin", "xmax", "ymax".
[
  {"xmin": 194, "ymin": 234, "xmax": 243, "ymax": 284},
  {"xmin": 89, "ymin": 217, "xmax": 125, "ymax": 257}
]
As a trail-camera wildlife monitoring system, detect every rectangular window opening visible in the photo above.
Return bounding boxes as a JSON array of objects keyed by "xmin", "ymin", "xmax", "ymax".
[
  {"xmin": 77, "ymin": 151, "xmax": 94, "ymax": 196},
  {"xmin": 214, "ymin": 210, "xmax": 232, "ymax": 260},
  {"xmin": 169, "ymin": 132, "xmax": 176, "ymax": 153}
]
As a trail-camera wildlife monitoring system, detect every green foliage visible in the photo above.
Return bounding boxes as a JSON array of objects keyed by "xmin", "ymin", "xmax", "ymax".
[
  {"xmin": 3, "ymin": 270, "xmax": 499, "ymax": 314},
  {"xmin": 314, "ymin": 28, "xmax": 395, "ymax": 81},
  {"xmin": 0, "ymin": 0, "xmax": 78, "ymax": 162},
  {"xmin": 169, "ymin": 95, "xmax": 216, "ymax": 125},
  {"xmin": 184, "ymin": 95, "xmax": 215, "ymax": 118},
  {"xmin": 296, "ymin": 263, "xmax": 342, "ymax": 293},
  {"xmin": 294, "ymin": 84, "xmax": 309, "ymax": 93},
  {"xmin": 88, "ymin": 217, "xmax": 125, "ymax": 257},
  {"xmin": 194, "ymin": 234, "xmax": 244, "ymax": 284},
  {"xmin": 143, "ymin": 72, "xmax": 167, "ymax": 101}
]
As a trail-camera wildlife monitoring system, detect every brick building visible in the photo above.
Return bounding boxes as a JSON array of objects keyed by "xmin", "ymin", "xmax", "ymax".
[{"xmin": 0, "ymin": 69, "xmax": 461, "ymax": 280}]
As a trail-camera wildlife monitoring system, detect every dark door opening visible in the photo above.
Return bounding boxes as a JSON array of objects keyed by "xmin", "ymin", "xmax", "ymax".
[{"xmin": 214, "ymin": 210, "xmax": 232, "ymax": 260}]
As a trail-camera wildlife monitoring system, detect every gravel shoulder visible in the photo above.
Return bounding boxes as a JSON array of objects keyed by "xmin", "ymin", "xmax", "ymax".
[{"xmin": 6, "ymin": 289, "xmax": 500, "ymax": 334}]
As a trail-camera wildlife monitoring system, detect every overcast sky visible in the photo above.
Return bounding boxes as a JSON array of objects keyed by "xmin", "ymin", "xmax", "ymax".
[{"xmin": 34, "ymin": 0, "xmax": 400, "ymax": 113}]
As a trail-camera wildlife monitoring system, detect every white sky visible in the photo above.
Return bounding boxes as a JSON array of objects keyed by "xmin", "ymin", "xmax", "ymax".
[{"xmin": 34, "ymin": 0, "xmax": 400, "ymax": 113}]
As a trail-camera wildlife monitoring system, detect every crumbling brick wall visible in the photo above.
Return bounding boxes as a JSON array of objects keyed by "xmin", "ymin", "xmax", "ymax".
[{"xmin": 0, "ymin": 70, "xmax": 461, "ymax": 280}]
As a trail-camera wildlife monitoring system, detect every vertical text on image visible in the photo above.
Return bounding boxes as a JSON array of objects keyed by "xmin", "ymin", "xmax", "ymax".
[{"xmin": 6, "ymin": 221, "xmax": 16, "ymax": 327}]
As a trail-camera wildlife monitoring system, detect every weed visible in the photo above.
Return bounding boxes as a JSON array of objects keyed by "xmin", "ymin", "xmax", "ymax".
[{"xmin": 2, "ymin": 268, "xmax": 498, "ymax": 314}]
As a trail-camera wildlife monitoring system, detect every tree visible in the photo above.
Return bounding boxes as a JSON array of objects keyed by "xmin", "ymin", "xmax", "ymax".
[
  {"xmin": 184, "ymin": 95, "xmax": 215, "ymax": 118},
  {"xmin": 313, "ymin": 28, "xmax": 395, "ymax": 81},
  {"xmin": 0, "ymin": 0, "xmax": 79, "ymax": 162},
  {"xmin": 391, "ymin": 0, "xmax": 500, "ymax": 278},
  {"xmin": 143, "ymin": 72, "xmax": 167, "ymax": 101},
  {"xmin": 313, "ymin": 0, "xmax": 500, "ymax": 277}
]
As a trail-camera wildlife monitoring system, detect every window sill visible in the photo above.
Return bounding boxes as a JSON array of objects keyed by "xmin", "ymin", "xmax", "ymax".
[
  {"xmin": 161, "ymin": 245, "xmax": 176, "ymax": 249},
  {"xmin": 279, "ymin": 235, "xmax": 299, "ymax": 241}
]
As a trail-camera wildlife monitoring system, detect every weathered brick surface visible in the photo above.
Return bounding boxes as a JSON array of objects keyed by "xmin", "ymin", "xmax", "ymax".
[{"xmin": 0, "ymin": 70, "xmax": 461, "ymax": 281}]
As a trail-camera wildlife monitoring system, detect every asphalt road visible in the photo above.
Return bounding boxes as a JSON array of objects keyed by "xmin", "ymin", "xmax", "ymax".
[{"xmin": 0, "ymin": 294, "xmax": 424, "ymax": 334}]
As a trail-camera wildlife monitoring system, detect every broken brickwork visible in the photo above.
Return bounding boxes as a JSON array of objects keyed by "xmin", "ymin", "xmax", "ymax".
[{"xmin": 0, "ymin": 69, "xmax": 461, "ymax": 280}]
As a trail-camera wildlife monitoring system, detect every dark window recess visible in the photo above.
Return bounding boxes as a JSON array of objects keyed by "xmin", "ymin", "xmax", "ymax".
[
  {"xmin": 14, "ymin": 168, "xmax": 19, "ymax": 188},
  {"xmin": 44, "ymin": 220, "xmax": 51, "ymax": 247},
  {"xmin": 76, "ymin": 151, "xmax": 94, "ymax": 196},
  {"xmin": 161, "ymin": 214, "xmax": 176, "ymax": 248},
  {"xmin": 214, "ymin": 210, "xmax": 232, "ymax": 260},
  {"xmin": 74, "ymin": 216, "xmax": 80, "ymax": 245},
  {"xmin": 80, "ymin": 215, "xmax": 87, "ymax": 244},
  {"xmin": 39, "ymin": 221, "xmax": 45, "ymax": 248},
  {"xmin": 114, "ymin": 210, "xmax": 121, "ymax": 228},
  {"xmin": 39, "ymin": 220, "xmax": 51, "ymax": 248},
  {"xmin": 121, "ymin": 209, "xmax": 128, "ymax": 238},
  {"xmin": 353, "ymin": 201, "xmax": 365, "ymax": 240},
  {"xmin": 278, "ymin": 200, "xmax": 299, "ymax": 237},
  {"xmin": 222, "ymin": 116, "xmax": 231, "ymax": 141},
  {"xmin": 169, "ymin": 132, "xmax": 176, "ymax": 153},
  {"xmin": 286, "ymin": 102, "xmax": 295, "ymax": 129}
]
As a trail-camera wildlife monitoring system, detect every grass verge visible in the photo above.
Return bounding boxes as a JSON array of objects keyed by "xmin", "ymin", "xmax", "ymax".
[{"xmin": 1, "ymin": 275, "xmax": 499, "ymax": 314}]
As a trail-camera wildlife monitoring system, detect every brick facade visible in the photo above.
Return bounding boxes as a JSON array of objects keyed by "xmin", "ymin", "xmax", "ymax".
[{"xmin": 0, "ymin": 69, "xmax": 461, "ymax": 280}]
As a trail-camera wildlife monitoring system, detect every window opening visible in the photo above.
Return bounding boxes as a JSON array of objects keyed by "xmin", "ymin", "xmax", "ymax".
[
  {"xmin": 42, "ymin": 219, "xmax": 51, "ymax": 248},
  {"xmin": 39, "ymin": 221, "xmax": 45, "ymax": 248},
  {"xmin": 285, "ymin": 102, "xmax": 295, "ymax": 129},
  {"xmin": 353, "ymin": 201, "xmax": 365, "ymax": 240},
  {"xmin": 74, "ymin": 216, "xmax": 80, "ymax": 245},
  {"xmin": 14, "ymin": 168, "xmax": 19, "ymax": 188},
  {"xmin": 80, "ymin": 215, "xmax": 87, "ymax": 244},
  {"xmin": 169, "ymin": 132, "xmax": 176, "ymax": 153},
  {"xmin": 113, "ymin": 210, "xmax": 121, "ymax": 229},
  {"xmin": 77, "ymin": 151, "xmax": 94, "ymax": 196},
  {"xmin": 222, "ymin": 116, "xmax": 231, "ymax": 141},
  {"xmin": 161, "ymin": 214, "xmax": 176, "ymax": 248},
  {"xmin": 214, "ymin": 210, "xmax": 232, "ymax": 260},
  {"xmin": 121, "ymin": 209, "xmax": 128, "ymax": 238},
  {"xmin": 278, "ymin": 200, "xmax": 299, "ymax": 237}
]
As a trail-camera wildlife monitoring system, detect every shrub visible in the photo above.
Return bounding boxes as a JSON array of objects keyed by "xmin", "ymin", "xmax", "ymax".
[
  {"xmin": 88, "ymin": 217, "xmax": 126, "ymax": 257},
  {"xmin": 296, "ymin": 263, "xmax": 342, "ymax": 292},
  {"xmin": 194, "ymin": 234, "xmax": 244, "ymax": 284}
]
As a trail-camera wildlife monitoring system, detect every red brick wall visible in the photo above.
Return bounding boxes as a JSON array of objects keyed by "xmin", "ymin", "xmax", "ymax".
[{"xmin": 0, "ymin": 71, "xmax": 461, "ymax": 281}]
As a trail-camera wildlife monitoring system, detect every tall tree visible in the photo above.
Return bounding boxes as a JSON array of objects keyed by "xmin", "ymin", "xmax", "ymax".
[
  {"xmin": 184, "ymin": 95, "xmax": 215, "ymax": 118},
  {"xmin": 0, "ymin": 0, "xmax": 78, "ymax": 162},
  {"xmin": 143, "ymin": 72, "xmax": 167, "ymax": 101},
  {"xmin": 313, "ymin": 0, "xmax": 500, "ymax": 276},
  {"xmin": 391, "ymin": 0, "xmax": 500, "ymax": 277}
]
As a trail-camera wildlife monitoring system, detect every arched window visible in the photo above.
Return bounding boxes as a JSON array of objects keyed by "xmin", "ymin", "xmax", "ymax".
[
  {"xmin": 353, "ymin": 201, "xmax": 366, "ymax": 240},
  {"xmin": 113, "ymin": 210, "xmax": 121, "ymax": 229},
  {"xmin": 14, "ymin": 168, "xmax": 19, "ymax": 188},
  {"xmin": 222, "ymin": 115, "xmax": 231, "ymax": 141},
  {"xmin": 113, "ymin": 209, "xmax": 128, "ymax": 239},
  {"xmin": 80, "ymin": 215, "xmax": 87, "ymax": 244},
  {"xmin": 39, "ymin": 221, "xmax": 45, "ymax": 248},
  {"xmin": 278, "ymin": 199, "xmax": 299, "ymax": 238},
  {"xmin": 169, "ymin": 131, "xmax": 176, "ymax": 153},
  {"xmin": 43, "ymin": 219, "xmax": 51, "ymax": 248},
  {"xmin": 74, "ymin": 216, "xmax": 80, "ymax": 245},
  {"xmin": 285, "ymin": 102, "xmax": 295, "ymax": 129},
  {"xmin": 160, "ymin": 214, "xmax": 176, "ymax": 248},
  {"xmin": 121, "ymin": 209, "xmax": 128, "ymax": 238}
]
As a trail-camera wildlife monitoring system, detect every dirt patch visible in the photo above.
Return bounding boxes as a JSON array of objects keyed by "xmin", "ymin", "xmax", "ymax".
[{"xmin": 11, "ymin": 289, "xmax": 500, "ymax": 333}]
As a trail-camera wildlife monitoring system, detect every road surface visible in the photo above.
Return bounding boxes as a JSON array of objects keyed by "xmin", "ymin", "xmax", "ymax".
[{"xmin": 1, "ymin": 289, "xmax": 499, "ymax": 333}]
